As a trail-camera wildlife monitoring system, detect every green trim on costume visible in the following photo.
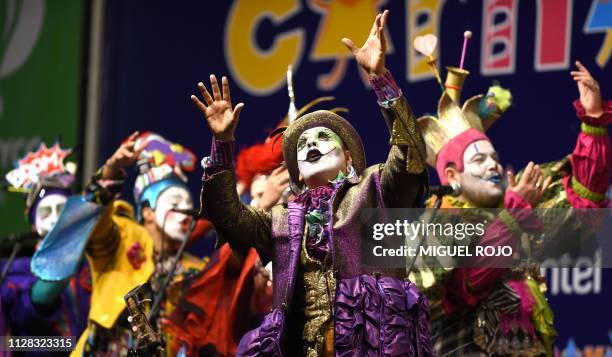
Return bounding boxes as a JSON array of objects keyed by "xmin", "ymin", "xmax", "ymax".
[
  {"xmin": 581, "ymin": 122, "xmax": 607, "ymax": 136},
  {"xmin": 525, "ymin": 278, "xmax": 557, "ymax": 356},
  {"xmin": 498, "ymin": 210, "xmax": 523, "ymax": 238},
  {"xmin": 570, "ymin": 176, "xmax": 606, "ymax": 202}
]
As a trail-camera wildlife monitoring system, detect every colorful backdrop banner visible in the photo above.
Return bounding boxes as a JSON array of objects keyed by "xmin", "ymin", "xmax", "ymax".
[{"xmin": 97, "ymin": 1, "xmax": 611, "ymax": 354}]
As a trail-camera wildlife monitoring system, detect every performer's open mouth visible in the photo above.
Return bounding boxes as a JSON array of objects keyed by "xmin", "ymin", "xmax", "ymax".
[
  {"xmin": 179, "ymin": 217, "xmax": 191, "ymax": 232},
  {"xmin": 485, "ymin": 174, "xmax": 501, "ymax": 184},
  {"xmin": 305, "ymin": 149, "xmax": 323, "ymax": 162}
]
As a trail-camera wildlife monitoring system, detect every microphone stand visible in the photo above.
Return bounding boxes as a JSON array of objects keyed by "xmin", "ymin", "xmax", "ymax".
[
  {"xmin": 148, "ymin": 217, "xmax": 196, "ymax": 320},
  {"xmin": 0, "ymin": 239, "xmax": 22, "ymax": 287},
  {"xmin": 0, "ymin": 232, "xmax": 38, "ymax": 286}
]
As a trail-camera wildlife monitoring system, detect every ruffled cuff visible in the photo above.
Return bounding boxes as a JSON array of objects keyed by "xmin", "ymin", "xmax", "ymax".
[
  {"xmin": 370, "ymin": 70, "xmax": 402, "ymax": 107},
  {"xmin": 573, "ymin": 99, "xmax": 612, "ymax": 128},
  {"xmin": 201, "ymin": 138, "xmax": 235, "ymax": 180},
  {"xmin": 86, "ymin": 166, "xmax": 126, "ymax": 205}
]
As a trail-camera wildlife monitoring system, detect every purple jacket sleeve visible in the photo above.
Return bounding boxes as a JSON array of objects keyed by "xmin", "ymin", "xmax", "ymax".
[
  {"xmin": 370, "ymin": 70, "xmax": 402, "ymax": 106},
  {"xmin": 201, "ymin": 138, "xmax": 235, "ymax": 180}
]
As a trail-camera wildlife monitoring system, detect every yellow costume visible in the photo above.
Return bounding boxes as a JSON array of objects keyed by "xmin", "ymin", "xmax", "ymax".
[{"xmin": 73, "ymin": 200, "xmax": 206, "ymax": 356}]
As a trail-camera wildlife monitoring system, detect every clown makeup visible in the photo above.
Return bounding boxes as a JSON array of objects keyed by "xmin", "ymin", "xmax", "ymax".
[
  {"xmin": 249, "ymin": 174, "xmax": 267, "ymax": 208},
  {"xmin": 154, "ymin": 186, "xmax": 194, "ymax": 242},
  {"xmin": 34, "ymin": 193, "xmax": 68, "ymax": 237},
  {"xmin": 296, "ymin": 127, "xmax": 349, "ymax": 188},
  {"xmin": 457, "ymin": 140, "xmax": 504, "ymax": 206}
]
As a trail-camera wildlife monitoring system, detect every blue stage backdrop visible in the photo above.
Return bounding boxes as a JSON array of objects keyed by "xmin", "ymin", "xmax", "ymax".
[{"xmin": 97, "ymin": 1, "xmax": 611, "ymax": 354}]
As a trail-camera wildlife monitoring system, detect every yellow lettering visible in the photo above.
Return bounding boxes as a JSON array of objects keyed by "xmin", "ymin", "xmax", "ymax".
[{"xmin": 225, "ymin": 1, "xmax": 304, "ymax": 94}]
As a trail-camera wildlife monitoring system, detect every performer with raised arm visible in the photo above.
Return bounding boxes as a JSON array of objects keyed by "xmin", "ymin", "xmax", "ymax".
[
  {"xmin": 413, "ymin": 57, "xmax": 609, "ymax": 356},
  {"xmin": 67, "ymin": 132, "xmax": 210, "ymax": 356},
  {"xmin": 1, "ymin": 143, "xmax": 91, "ymax": 353},
  {"xmin": 193, "ymin": 10, "xmax": 431, "ymax": 356},
  {"xmin": 536, "ymin": 61, "xmax": 611, "ymax": 209}
]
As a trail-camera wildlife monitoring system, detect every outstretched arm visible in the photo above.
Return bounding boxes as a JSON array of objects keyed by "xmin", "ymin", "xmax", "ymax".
[
  {"xmin": 566, "ymin": 61, "xmax": 611, "ymax": 208},
  {"xmin": 343, "ymin": 10, "xmax": 427, "ymax": 207},
  {"xmin": 86, "ymin": 132, "xmax": 140, "ymax": 271},
  {"xmin": 193, "ymin": 76, "xmax": 273, "ymax": 261}
]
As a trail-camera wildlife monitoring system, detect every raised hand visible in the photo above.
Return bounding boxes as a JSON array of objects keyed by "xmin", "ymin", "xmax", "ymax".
[
  {"xmin": 507, "ymin": 162, "xmax": 552, "ymax": 207},
  {"xmin": 259, "ymin": 166, "xmax": 291, "ymax": 210},
  {"xmin": 342, "ymin": 9, "xmax": 389, "ymax": 76},
  {"xmin": 571, "ymin": 61, "xmax": 603, "ymax": 117},
  {"xmin": 103, "ymin": 131, "xmax": 142, "ymax": 180},
  {"xmin": 191, "ymin": 75, "xmax": 244, "ymax": 141}
]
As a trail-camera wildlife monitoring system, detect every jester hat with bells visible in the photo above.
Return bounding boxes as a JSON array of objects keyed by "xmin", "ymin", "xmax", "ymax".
[{"xmin": 417, "ymin": 69, "xmax": 512, "ymax": 184}]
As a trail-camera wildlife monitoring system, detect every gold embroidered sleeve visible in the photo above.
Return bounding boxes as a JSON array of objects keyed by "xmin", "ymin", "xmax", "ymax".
[
  {"xmin": 200, "ymin": 169, "xmax": 273, "ymax": 262},
  {"xmin": 379, "ymin": 96, "xmax": 428, "ymax": 207}
]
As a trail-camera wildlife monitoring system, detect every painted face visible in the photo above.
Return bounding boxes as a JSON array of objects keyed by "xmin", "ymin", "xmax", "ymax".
[
  {"xmin": 154, "ymin": 186, "xmax": 194, "ymax": 242},
  {"xmin": 249, "ymin": 174, "xmax": 267, "ymax": 208},
  {"xmin": 34, "ymin": 193, "xmax": 68, "ymax": 237},
  {"xmin": 456, "ymin": 140, "xmax": 504, "ymax": 207},
  {"xmin": 296, "ymin": 127, "xmax": 348, "ymax": 188}
]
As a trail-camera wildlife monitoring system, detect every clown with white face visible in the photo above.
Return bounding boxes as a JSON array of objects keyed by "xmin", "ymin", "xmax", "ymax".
[
  {"xmin": 444, "ymin": 139, "xmax": 505, "ymax": 207},
  {"xmin": 424, "ymin": 90, "xmax": 551, "ymax": 208},
  {"xmin": 32, "ymin": 191, "xmax": 68, "ymax": 237},
  {"xmin": 69, "ymin": 132, "xmax": 210, "ymax": 356},
  {"xmin": 195, "ymin": 9, "xmax": 434, "ymax": 355},
  {"xmin": 2, "ymin": 143, "xmax": 92, "ymax": 341},
  {"xmin": 296, "ymin": 126, "xmax": 353, "ymax": 189},
  {"xmin": 128, "ymin": 135, "xmax": 197, "ymax": 251},
  {"xmin": 137, "ymin": 176, "xmax": 195, "ymax": 246},
  {"xmin": 414, "ymin": 71, "xmax": 561, "ymax": 355},
  {"xmin": 438, "ymin": 133, "xmax": 549, "ymax": 208},
  {"xmin": 154, "ymin": 186, "xmax": 194, "ymax": 241},
  {"xmin": 5, "ymin": 143, "xmax": 75, "ymax": 238}
]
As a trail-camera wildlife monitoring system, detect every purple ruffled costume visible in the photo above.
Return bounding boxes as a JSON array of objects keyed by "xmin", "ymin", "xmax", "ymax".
[
  {"xmin": 235, "ymin": 188, "xmax": 431, "ymax": 356},
  {"xmin": 201, "ymin": 71, "xmax": 431, "ymax": 356}
]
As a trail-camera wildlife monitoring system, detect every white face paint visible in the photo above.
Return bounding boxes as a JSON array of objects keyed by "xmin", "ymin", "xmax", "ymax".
[
  {"xmin": 249, "ymin": 174, "xmax": 267, "ymax": 208},
  {"xmin": 154, "ymin": 186, "xmax": 194, "ymax": 242},
  {"xmin": 34, "ymin": 193, "xmax": 68, "ymax": 237},
  {"xmin": 296, "ymin": 127, "xmax": 348, "ymax": 188},
  {"xmin": 456, "ymin": 140, "xmax": 504, "ymax": 207}
]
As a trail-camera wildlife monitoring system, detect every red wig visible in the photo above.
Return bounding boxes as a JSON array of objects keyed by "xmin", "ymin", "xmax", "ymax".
[{"xmin": 235, "ymin": 134, "xmax": 284, "ymax": 188}]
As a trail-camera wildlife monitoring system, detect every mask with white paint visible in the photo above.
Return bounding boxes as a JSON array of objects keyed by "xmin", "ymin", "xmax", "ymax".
[
  {"xmin": 154, "ymin": 186, "xmax": 194, "ymax": 242},
  {"xmin": 34, "ymin": 193, "xmax": 68, "ymax": 237},
  {"xmin": 296, "ymin": 127, "xmax": 348, "ymax": 188},
  {"xmin": 454, "ymin": 139, "xmax": 504, "ymax": 207}
]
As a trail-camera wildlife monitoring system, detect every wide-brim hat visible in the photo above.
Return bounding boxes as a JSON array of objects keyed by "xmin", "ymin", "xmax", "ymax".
[{"xmin": 282, "ymin": 110, "xmax": 366, "ymax": 184}]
